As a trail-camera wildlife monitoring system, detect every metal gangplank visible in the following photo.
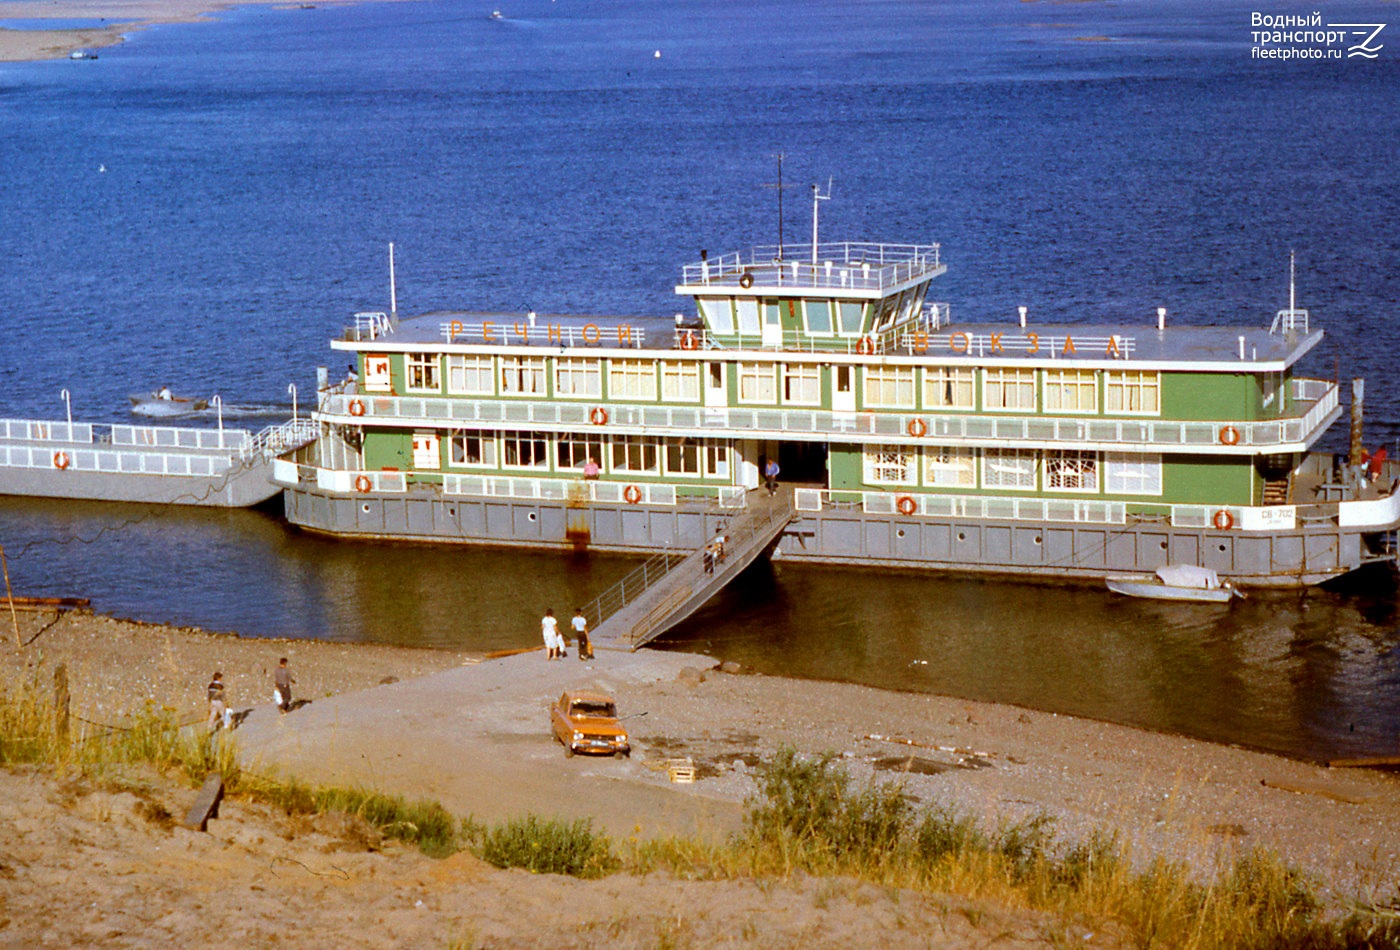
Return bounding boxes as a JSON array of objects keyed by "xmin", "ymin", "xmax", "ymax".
[{"xmin": 588, "ymin": 489, "xmax": 798, "ymax": 650}]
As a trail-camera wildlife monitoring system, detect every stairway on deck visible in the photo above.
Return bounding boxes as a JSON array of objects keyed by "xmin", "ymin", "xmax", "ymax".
[{"xmin": 591, "ymin": 488, "xmax": 797, "ymax": 650}]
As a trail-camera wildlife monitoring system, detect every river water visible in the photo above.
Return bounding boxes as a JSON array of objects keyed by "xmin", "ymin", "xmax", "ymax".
[{"xmin": 0, "ymin": 0, "xmax": 1397, "ymax": 762}]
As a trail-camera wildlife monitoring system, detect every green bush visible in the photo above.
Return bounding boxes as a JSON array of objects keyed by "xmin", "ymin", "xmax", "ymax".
[{"xmin": 468, "ymin": 814, "xmax": 615, "ymax": 877}]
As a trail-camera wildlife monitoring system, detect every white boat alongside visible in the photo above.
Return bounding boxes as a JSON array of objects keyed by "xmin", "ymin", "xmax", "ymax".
[
  {"xmin": 1106, "ymin": 564, "xmax": 1243, "ymax": 603},
  {"xmin": 128, "ymin": 391, "xmax": 209, "ymax": 418}
]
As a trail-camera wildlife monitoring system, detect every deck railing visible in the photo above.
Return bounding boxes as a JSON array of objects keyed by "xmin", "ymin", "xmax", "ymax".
[
  {"xmin": 679, "ymin": 243, "xmax": 943, "ymax": 293},
  {"xmin": 319, "ymin": 380, "xmax": 1339, "ymax": 453},
  {"xmin": 0, "ymin": 419, "xmax": 94, "ymax": 443},
  {"xmin": 0, "ymin": 443, "xmax": 241, "ymax": 478}
]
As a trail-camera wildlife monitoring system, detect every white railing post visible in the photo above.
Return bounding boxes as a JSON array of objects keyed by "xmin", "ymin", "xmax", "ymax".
[{"xmin": 212, "ymin": 395, "xmax": 224, "ymax": 447}]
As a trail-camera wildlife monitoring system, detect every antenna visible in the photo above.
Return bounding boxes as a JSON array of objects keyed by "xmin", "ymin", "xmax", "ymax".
[
  {"xmin": 761, "ymin": 152, "xmax": 791, "ymax": 259},
  {"xmin": 1289, "ymin": 249, "xmax": 1296, "ymax": 315},
  {"xmin": 810, "ymin": 177, "xmax": 832, "ymax": 265},
  {"xmin": 388, "ymin": 242, "xmax": 398, "ymax": 322}
]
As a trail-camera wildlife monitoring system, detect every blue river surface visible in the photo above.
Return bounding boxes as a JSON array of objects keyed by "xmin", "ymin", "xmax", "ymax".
[{"xmin": 0, "ymin": 0, "xmax": 1398, "ymax": 762}]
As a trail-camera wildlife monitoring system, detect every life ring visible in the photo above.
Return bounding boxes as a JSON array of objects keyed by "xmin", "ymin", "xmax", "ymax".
[
  {"xmin": 896, "ymin": 495, "xmax": 917, "ymax": 516},
  {"xmin": 348, "ymin": 398, "xmax": 366, "ymax": 417},
  {"xmin": 53, "ymin": 451, "xmax": 70, "ymax": 471},
  {"xmin": 1212, "ymin": 509, "xmax": 1234, "ymax": 530},
  {"xmin": 590, "ymin": 406, "xmax": 609, "ymax": 426},
  {"xmin": 907, "ymin": 418, "xmax": 928, "ymax": 438},
  {"xmin": 354, "ymin": 474, "xmax": 372, "ymax": 493},
  {"xmin": 679, "ymin": 331, "xmax": 698, "ymax": 351},
  {"xmin": 1218, "ymin": 425, "xmax": 1240, "ymax": 446},
  {"xmin": 623, "ymin": 484, "xmax": 642, "ymax": 504},
  {"xmin": 739, "ymin": 271, "xmax": 755, "ymax": 289},
  {"xmin": 855, "ymin": 335, "xmax": 875, "ymax": 355}
]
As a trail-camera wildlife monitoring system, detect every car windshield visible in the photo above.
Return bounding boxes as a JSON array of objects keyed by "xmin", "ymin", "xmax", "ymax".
[{"xmin": 571, "ymin": 701, "xmax": 616, "ymax": 718}]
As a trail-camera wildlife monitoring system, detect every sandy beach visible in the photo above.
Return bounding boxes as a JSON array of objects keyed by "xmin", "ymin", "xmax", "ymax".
[{"xmin": 2, "ymin": 607, "xmax": 1399, "ymax": 946}]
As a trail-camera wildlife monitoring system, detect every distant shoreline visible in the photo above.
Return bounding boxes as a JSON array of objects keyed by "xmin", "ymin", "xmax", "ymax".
[{"xmin": 0, "ymin": 0, "xmax": 392, "ymax": 63}]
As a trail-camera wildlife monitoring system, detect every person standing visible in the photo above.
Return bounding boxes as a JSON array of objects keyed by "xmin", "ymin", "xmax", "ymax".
[
  {"xmin": 206, "ymin": 672, "xmax": 227, "ymax": 731},
  {"xmin": 572, "ymin": 607, "xmax": 593, "ymax": 661},
  {"xmin": 542, "ymin": 609, "xmax": 561, "ymax": 660},
  {"xmin": 274, "ymin": 657, "xmax": 295, "ymax": 713},
  {"xmin": 764, "ymin": 457, "xmax": 780, "ymax": 496}
]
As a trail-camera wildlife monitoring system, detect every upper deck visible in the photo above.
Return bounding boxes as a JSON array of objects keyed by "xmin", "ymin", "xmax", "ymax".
[{"xmin": 675, "ymin": 242, "xmax": 944, "ymax": 299}]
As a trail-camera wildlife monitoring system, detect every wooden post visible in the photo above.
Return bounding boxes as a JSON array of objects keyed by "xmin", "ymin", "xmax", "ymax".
[
  {"xmin": 1349, "ymin": 378, "xmax": 1365, "ymax": 466},
  {"xmin": 1, "ymin": 544, "xmax": 20, "ymax": 650},
  {"xmin": 53, "ymin": 663, "xmax": 70, "ymax": 744}
]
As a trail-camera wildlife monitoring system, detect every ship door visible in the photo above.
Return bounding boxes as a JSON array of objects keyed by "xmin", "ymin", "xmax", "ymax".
[
  {"xmin": 412, "ymin": 431, "xmax": 440, "ymax": 469},
  {"xmin": 705, "ymin": 361, "xmax": 727, "ymax": 408},
  {"xmin": 833, "ymin": 364, "xmax": 855, "ymax": 413},
  {"xmin": 762, "ymin": 300, "xmax": 783, "ymax": 348}
]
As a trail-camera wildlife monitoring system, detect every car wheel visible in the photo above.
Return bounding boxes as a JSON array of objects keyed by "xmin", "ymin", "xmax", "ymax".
[
  {"xmin": 564, "ymin": 746, "xmax": 575, "ymax": 758},
  {"xmin": 615, "ymin": 749, "xmax": 629, "ymax": 759}
]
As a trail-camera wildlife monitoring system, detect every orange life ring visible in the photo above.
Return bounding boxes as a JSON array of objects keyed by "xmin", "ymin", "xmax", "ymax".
[
  {"xmin": 1218, "ymin": 425, "xmax": 1240, "ymax": 446},
  {"xmin": 1212, "ymin": 509, "xmax": 1234, "ymax": 530},
  {"xmin": 855, "ymin": 335, "xmax": 875, "ymax": 355},
  {"xmin": 623, "ymin": 484, "xmax": 642, "ymax": 504},
  {"xmin": 348, "ymin": 398, "xmax": 366, "ymax": 417},
  {"xmin": 354, "ymin": 474, "xmax": 372, "ymax": 493},
  {"xmin": 590, "ymin": 406, "xmax": 609, "ymax": 426},
  {"xmin": 907, "ymin": 417, "xmax": 928, "ymax": 438},
  {"xmin": 896, "ymin": 495, "xmax": 917, "ymax": 516},
  {"xmin": 680, "ymin": 331, "xmax": 698, "ymax": 351},
  {"xmin": 53, "ymin": 451, "xmax": 70, "ymax": 471}
]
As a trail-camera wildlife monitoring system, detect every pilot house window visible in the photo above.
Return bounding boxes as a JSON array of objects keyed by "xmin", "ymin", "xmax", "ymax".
[{"xmin": 406, "ymin": 354, "xmax": 441, "ymax": 392}]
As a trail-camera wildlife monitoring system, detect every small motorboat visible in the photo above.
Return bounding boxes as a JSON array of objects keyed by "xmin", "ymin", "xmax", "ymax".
[
  {"xmin": 128, "ymin": 391, "xmax": 209, "ymax": 418},
  {"xmin": 1106, "ymin": 564, "xmax": 1244, "ymax": 603}
]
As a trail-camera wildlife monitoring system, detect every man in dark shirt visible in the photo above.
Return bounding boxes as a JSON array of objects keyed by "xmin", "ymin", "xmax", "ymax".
[
  {"xmin": 274, "ymin": 658, "xmax": 295, "ymax": 713},
  {"xmin": 207, "ymin": 672, "xmax": 226, "ymax": 731}
]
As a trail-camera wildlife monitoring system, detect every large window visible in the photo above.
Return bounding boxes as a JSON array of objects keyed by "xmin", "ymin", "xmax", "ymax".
[
  {"xmin": 864, "ymin": 445, "xmax": 916, "ymax": 485},
  {"xmin": 836, "ymin": 301, "xmax": 864, "ymax": 335},
  {"xmin": 782, "ymin": 363, "xmax": 821, "ymax": 405},
  {"xmin": 923, "ymin": 366, "xmax": 975, "ymax": 410},
  {"xmin": 660, "ymin": 361, "xmax": 701, "ymax": 402},
  {"xmin": 500, "ymin": 356, "xmax": 546, "ymax": 395},
  {"xmin": 1045, "ymin": 451, "xmax": 1099, "ymax": 492},
  {"xmin": 1104, "ymin": 370, "xmax": 1160, "ymax": 415},
  {"xmin": 863, "ymin": 366, "xmax": 915, "ymax": 408},
  {"xmin": 983, "ymin": 448, "xmax": 1036, "ymax": 489},
  {"xmin": 665, "ymin": 438, "xmax": 701, "ymax": 476},
  {"xmin": 1043, "ymin": 369, "xmax": 1097, "ymax": 414},
  {"xmin": 984, "ymin": 368, "xmax": 1037, "ymax": 412},
  {"xmin": 736, "ymin": 299, "xmax": 761, "ymax": 336},
  {"xmin": 406, "ymin": 354, "xmax": 442, "ymax": 393},
  {"xmin": 609, "ymin": 360, "xmax": 656, "ymax": 401},
  {"xmin": 923, "ymin": 447, "xmax": 975, "ymax": 487},
  {"xmin": 611, "ymin": 436, "xmax": 659, "ymax": 474},
  {"xmin": 804, "ymin": 300, "xmax": 833, "ymax": 335},
  {"xmin": 704, "ymin": 441, "xmax": 730, "ymax": 479},
  {"xmin": 737, "ymin": 362, "xmax": 777, "ymax": 404},
  {"xmin": 502, "ymin": 431, "xmax": 549, "ymax": 469},
  {"xmin": 1104, "ymin": 453, "xmax": 1162, "ymax": 495},
  {"xmin": 557, "ymin": 433, "xmax": 605, "ymax": 472},
  {"xmin": 554, "ymin": 358, "xmax": 601, "ymax": 399},
  {"xmin": 698, "ymin": 298, "xmax": 733, "ymax": 335},
  {"xmin": 449, "ymin": 430, "xmax": 497, "ymax": 467},
  {"xmin": 447, "ymin": 355, "xmax": 494, "ymax": 395}
]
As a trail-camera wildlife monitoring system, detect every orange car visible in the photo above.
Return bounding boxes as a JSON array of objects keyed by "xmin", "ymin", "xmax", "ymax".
[{"xmin": 550, "ymin": 689, "xmax": 631, "ymax": 758}]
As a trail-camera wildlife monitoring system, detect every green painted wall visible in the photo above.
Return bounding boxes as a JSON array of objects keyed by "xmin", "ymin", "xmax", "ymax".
[
  {"xmin": 365, "ymin": 431, "xmax": 413, "ymax": 471},
  {"xmin": 1162, "ymin": 372, "xmax": 1254, "ymax": 421}
]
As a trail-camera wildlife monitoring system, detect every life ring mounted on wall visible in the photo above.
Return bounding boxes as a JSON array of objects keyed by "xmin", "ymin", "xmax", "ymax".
[
  {"xmin": 53, "ymin": 450, "xmax": 70, "ymax": 471},
  {"xmin": 679, "ymin": 331, "xmax": 698, "ymax": 351},
  {"xmin": 348, "ymin": 398, "xmax": 366, "ymax": 417},
  {"xmin": 590, "ymin": 406, "xmax": 609, "ymax": 426},
  {"xmin": 907, "ymin": 418, "xmax": 928, "ymax": 438},
  {"xmin": 623, "ymin": 484, "xmax": 642, "ymax": 505},
  {"xmin": 1212, "ymin": 509, "xmax": 1234, "ymax": 530},
  {"xmin": 896, "ymin": 495, "xmax": 917, "ymax": 516},
  {"xmin": 1218, "ymin": 425, "xmax": 1240, "ymax": 446},
  {"xmin": 738, "ymin": 271, "xmax": 755, "ymax": 289},
  {"xmin": 355, "ymin": 474, "xmax": 372, "ymax": 493}
]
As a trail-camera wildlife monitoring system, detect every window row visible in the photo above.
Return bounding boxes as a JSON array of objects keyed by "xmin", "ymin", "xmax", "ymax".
[
  {"xmin": 862, "ymin": 446, "xmax": 1163, "ymax": 496},
  {"xmin": 423, "ymin": 430, "xmax": 732, "ymax": 479},
  {"xmin": 869, "ymin": 367, "xmax": 1160, "ymax": 415}
]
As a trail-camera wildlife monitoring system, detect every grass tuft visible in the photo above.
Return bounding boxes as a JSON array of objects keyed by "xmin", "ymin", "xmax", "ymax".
[{"xmin": 465, "ymin": 814, "xmax": 616, "ymax": 877}]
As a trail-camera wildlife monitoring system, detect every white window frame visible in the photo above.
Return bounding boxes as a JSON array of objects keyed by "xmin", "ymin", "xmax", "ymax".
[
  {"xmin": 983, "ymin": 448, "xmax": 1037, "ymax": 490},
  {"xmin": 737, "ymin": 362, "xmax": 777, "ymax": 404},
  {"xmin": 406, "ymin": 354, "xmax": 442, "ymax": 393},
  {"xmin": 983, "ymin": 368, "xmax": 1037, "ymax": 412},
  {"xmin": 703, "ymin": 440, "xmax": 731, "ymax": 480},
  {"xmin": 660, "ymin": 361, "xmax": 701, "ymax": 402},
  {"xmin": 803, "ymin": 299, "xmax": 834, "ymax": 337},
  {"xmin": 664, "ymin": 438, "xmax": 702, "ymax": 476},
  {"xmin": 611, "ymin": 435, "xmax": 660, "ymax": 475},
  {"xmin": 922, "ymin": 446, "xmax": 975, "ymax": 487},
  {"xmin": 1104, "ymin": 452, "xmax": 1163, "ymax": 495},
  {"xmin": 781, "ymin": 363, "xmax": 821, "ymax": 406},
  {"xmin": 736, "ymin": 299, "xmax": 761, "ymax": 336},
  {"xmin": 364, "ymin": 353, "xmax": 392, "ymax": 394},
  {"xmin": 862, "ymin": 366, "xmax": 915, "ymax": 409},
  {"xmin": 446, "ymin": 355, "xmax": 494, "ymax": 396},
  {"xmin": 557, "ymin": 433, "xmax": 605, "ymax": 472},
  {"xmin": 1104, "ymin": 370, "xmax": 1161, "ymax": 416},
  {"xmin": 609, "ymin": 360, "xmax": 657, "ymax": 401},
  {"xmin": 554, "ymin": 358, "xmax": 602, "ymax": 399},
  {"xmin": 1043, "ymin": 369, "xmax": 1097, "ymax": 414},
  {"xmin": 500, "ymin": 356, "xmax": 547, "ymax": 396},
  {"xmin": 863, "ymin": 444, "xmax": 916, "ymax": 485},
  {"xmin": 501, "ymin": 430, "xmax": 550, "ymax": 470},
  {"xmin": 1045, "ymin": 450, "xmax": 1099, "ymax": 493},
  {"xmin": 922, "ymin": 366, "xmax": 975, "ymax": 410},
  {"xmin": 449, "ymin": 430, "xmax": 497, "ymax": 468},
  {"xmin": 699, "ymin": 298, "xmax": 734, "ymax": 335}
]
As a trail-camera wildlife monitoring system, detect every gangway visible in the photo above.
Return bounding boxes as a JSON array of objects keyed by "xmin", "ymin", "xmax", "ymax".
[{"xmin": 588, "ymin": 489, "xmax": 798, "ymax": 650}]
